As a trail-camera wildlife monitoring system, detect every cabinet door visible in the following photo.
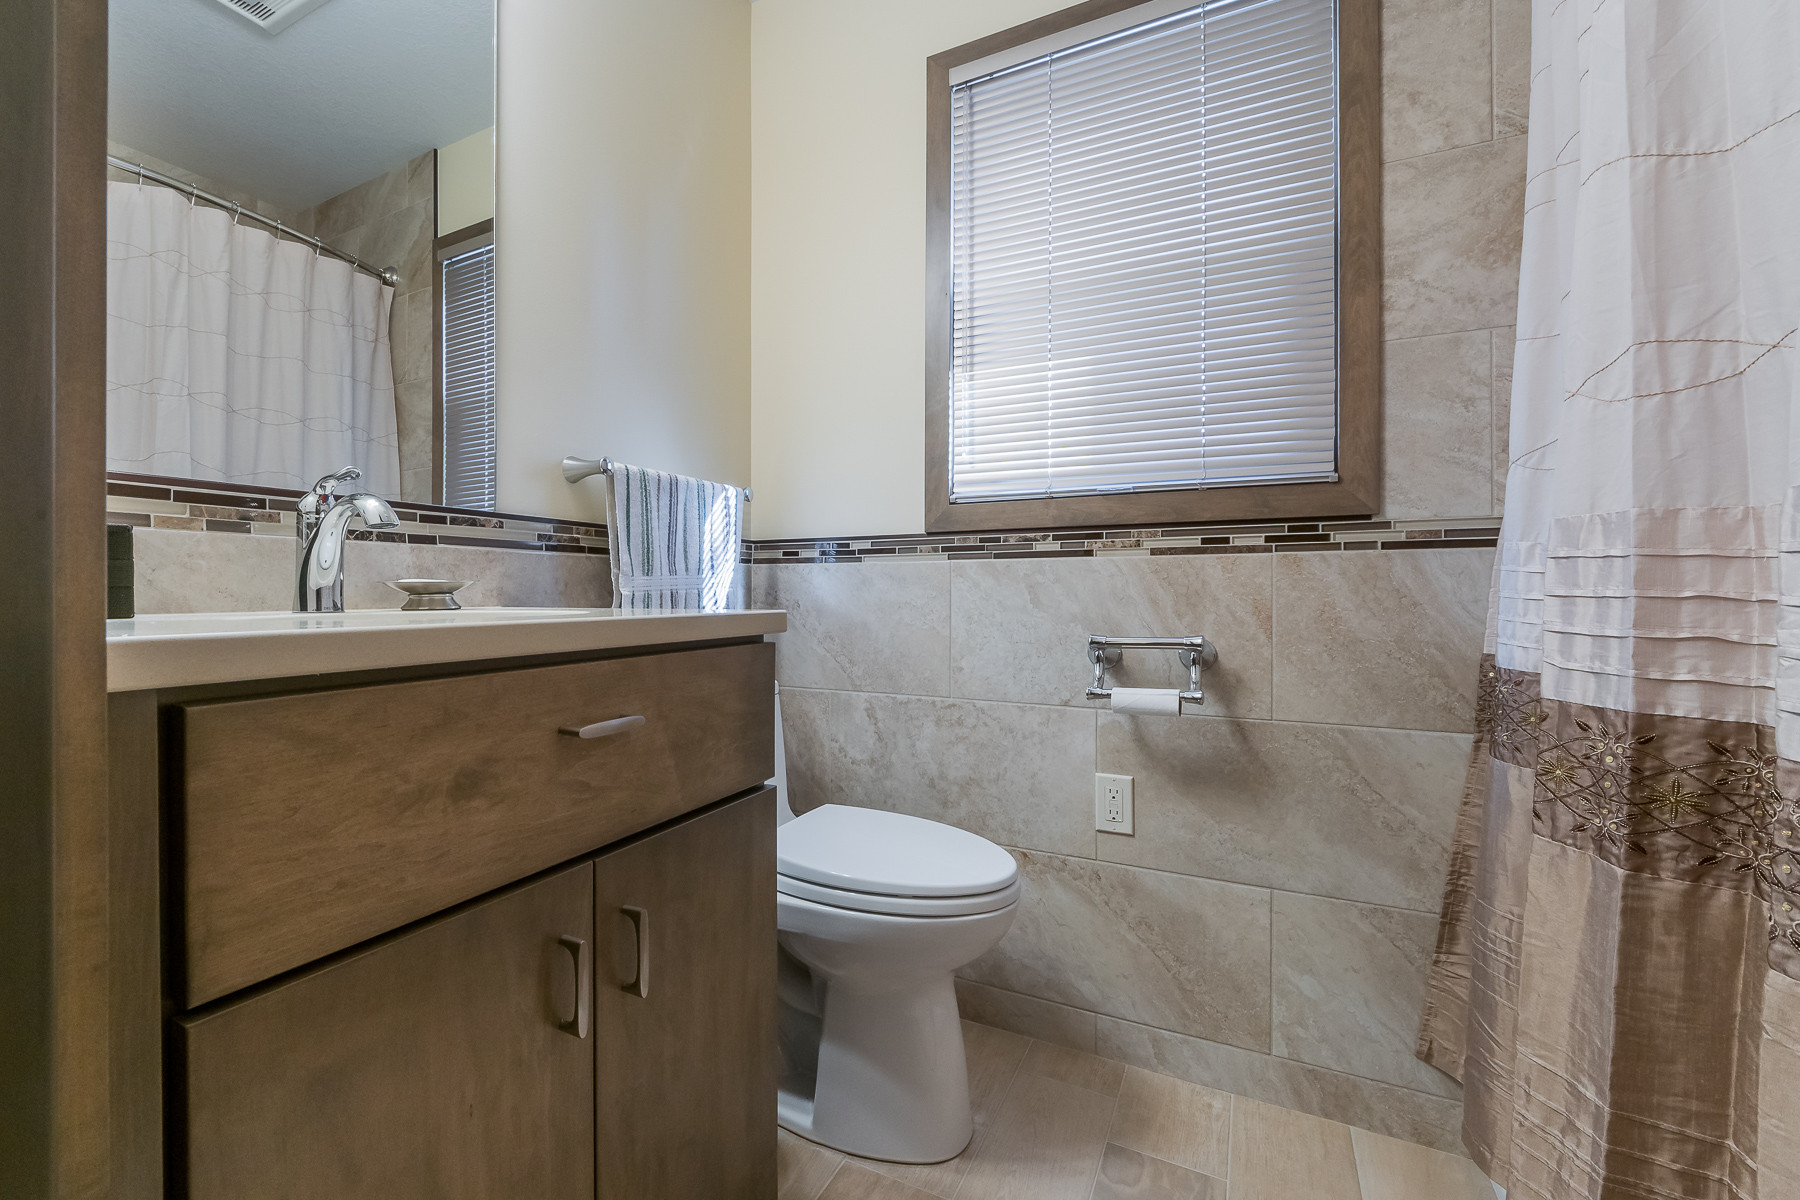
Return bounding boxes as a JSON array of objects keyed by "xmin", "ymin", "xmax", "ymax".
[
  {"xmin": 177, "ymin": 862, "xmax": 595, "ymax": 1200},
  {"xmin": 594, "ymin": 790, "xmax": 777, "ymax": 1199}
]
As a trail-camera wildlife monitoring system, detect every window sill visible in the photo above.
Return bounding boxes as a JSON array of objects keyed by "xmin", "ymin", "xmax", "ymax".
[{"xmin": 924, "ymin": 476, "xmax": 1381, "ymax": 534}]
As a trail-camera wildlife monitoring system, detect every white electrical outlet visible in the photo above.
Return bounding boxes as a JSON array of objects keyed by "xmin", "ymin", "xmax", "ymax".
[{"xmin": 1095, "ymin": 773, "xmax": 1134, "ymax": 835}]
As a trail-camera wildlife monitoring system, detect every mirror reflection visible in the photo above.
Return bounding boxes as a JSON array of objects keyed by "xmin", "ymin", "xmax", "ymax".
[{"xmin": 105, "ymin": 0, "xmax": 496, "ymax": 507}]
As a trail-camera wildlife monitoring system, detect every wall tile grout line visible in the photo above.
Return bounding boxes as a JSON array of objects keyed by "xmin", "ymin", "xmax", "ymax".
[
  {"xmin": 1381, "ymin": 129, "xmax": 1526, "ymax": 170},
  {"xmin": 1386, "ymin": 322, "xmax": 1514, "ymax": 348},
  {"xmin": 1266, "ymin": 888, "xmax": 1277, "ymax": 1077},
  {"xmin": 1490, "ymin": 0, "xmax": 1502, "ymax": 145},
  {"xmin": 992, "ymin": 845, "xmax": 1450, "ymax": 919}
]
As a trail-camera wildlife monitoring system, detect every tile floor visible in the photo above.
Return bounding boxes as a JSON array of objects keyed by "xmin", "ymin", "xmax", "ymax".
[{"xmin": 778, "ymin": 1021, "xmax": 1498, "ymax": 1200}]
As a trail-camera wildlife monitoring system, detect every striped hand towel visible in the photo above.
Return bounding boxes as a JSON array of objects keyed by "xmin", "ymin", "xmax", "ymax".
[{"xmin": 601, "ymin": 461, "xmax": 745, "ymax": 611}]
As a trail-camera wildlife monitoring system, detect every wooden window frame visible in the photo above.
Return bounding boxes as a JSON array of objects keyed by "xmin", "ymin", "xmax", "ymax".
[{"xmin": 924, "ymin": 0, "xmax": 1381, "ymax": 533}]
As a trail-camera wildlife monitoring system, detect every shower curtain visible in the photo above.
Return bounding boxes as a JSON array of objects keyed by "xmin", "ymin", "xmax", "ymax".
[
  {"xmin": 105, "ymin": 181, "xmax": 401, "ymax": 495},
  {"xmin": 1417, "ymin": 3, "xmax": 1800, "ymax": 1197}
]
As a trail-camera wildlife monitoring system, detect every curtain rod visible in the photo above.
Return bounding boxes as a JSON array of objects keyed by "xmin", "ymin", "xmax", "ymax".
[{"xmin": 107, "ymin": 155, "xmax": 400, "ymax": 287}]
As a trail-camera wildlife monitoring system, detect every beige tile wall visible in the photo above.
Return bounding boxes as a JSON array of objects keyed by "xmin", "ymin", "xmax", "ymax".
[
  {"xmin": 1380, "ymin": 0, "xmax": 1527, "ymax": 520},
  {"xmin": 759, "ymin": 548, "xmax": 1489, "ymax": 1153},
  {"xmin": 295, "ymin": 152, "xmax": 439, "ymax": 504},
  {"xmin": 129, "ymin": 526, "xmax": 608, "ymax": 614},
  {"xmin": 757, "ymin": 0, "xmax": 1529, "ymax": 1156}
]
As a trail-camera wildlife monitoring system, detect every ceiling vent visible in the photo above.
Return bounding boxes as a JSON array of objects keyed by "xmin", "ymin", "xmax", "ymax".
[{"xmin": 208, "ymin": 0, "xmax": 337, "ymax": 35}]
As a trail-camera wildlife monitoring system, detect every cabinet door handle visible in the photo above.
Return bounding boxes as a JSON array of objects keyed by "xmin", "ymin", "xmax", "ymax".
[
  {"xmin": 558, "ymin": 935, "xmax": 591, "ymax": 1039},
  {"xmin": 620, "ymin": 906, "xmax": 649, "ymax": 999},
  {"xmin": 558, "ymin": 714, "xmax": 647, "ymax": 739}
]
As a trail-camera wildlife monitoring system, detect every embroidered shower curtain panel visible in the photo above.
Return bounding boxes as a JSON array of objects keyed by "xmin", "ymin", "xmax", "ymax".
[
  {"xmin": 105, "ymin": 181, "xmax": 401, "ymax": 494},
  {"xmin": 1417, "ymin": 2, "xmax": 1800, "ymax": 1196}
]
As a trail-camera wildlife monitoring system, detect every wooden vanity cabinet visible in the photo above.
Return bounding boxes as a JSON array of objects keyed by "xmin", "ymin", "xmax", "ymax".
[
  {"xmin": 594, "ymin": 788, "xmax": 777, "ymax": 1200},
  {"xmin": 177, "ymin": 861, "xmax": 597, "ymax": 1200},
  {"xmin": 129, "ymin": 639, "xmax": 780, "ymax": 1199}
]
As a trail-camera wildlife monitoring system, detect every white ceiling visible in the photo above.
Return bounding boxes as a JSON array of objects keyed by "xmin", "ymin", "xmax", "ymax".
[{"xmin": 109, "ymin": 0, "xmax": 495, "ymax": 211}]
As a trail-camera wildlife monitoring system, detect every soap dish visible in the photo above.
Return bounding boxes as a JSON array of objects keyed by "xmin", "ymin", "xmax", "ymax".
[{"xmin": 386, "ymin": 579, "xmax": 471, "ymax": 611}]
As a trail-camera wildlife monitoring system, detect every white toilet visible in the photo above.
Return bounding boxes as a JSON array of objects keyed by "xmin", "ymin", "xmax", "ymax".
[{"xmin": 771, "ymin": 684, "xmax": 1020, "ymax": 1164}]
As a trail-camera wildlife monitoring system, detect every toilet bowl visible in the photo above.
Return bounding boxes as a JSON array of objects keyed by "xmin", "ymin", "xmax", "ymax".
[{"xmin": 771, "ymin": 686, "xmax": 1019, "ymax": 1164}]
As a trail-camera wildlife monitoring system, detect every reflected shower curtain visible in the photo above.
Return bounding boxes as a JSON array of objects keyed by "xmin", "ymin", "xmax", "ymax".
[
  {"xmin": 105, "ymin": 181, "xmax": 401, "ymax": 494},
  {"xmin": 1417, "ymin": 3, "xmax": 1800, "ymax": 1197}
]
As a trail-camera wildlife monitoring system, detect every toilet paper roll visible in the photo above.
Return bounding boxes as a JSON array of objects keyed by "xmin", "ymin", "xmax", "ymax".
[{"xmin": 1109, "ymin": 687, "xmax": 1184, "ymax": 716}]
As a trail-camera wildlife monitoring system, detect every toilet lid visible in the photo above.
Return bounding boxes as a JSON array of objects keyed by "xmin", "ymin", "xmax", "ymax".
[{"xmin": 777, "ymin": 805, "xmax": 1018, "ymax": 898}]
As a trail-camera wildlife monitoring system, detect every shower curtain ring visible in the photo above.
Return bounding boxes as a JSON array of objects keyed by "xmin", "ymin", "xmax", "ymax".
[
  {"xmin": 231, "ymin": 202, "xmax": 242, "ymax": 225},
  {"xmin": 134, "ymin": 162, "xmax": 145, "ymax": 185}
]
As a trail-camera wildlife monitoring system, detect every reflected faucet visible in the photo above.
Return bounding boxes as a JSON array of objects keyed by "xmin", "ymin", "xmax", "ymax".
[{"xmin": 294, "ymin": 466, "xmax": 400, "ymax": 613}]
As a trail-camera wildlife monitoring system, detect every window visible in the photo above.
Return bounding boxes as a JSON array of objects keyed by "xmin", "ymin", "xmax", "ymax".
[
  {"xmin": 926, "ymin": 0, "xmax": 1378, "ymax": 531},
  {"xmin": 439, "ymin": 230, "xmax": 497, "ymax": 510}
]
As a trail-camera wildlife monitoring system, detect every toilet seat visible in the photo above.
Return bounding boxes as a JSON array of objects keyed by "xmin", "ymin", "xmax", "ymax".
[
  {"xmin": 778, "ymin": 804, "xmax": 1018, "ymax": 898},
  {"xmin": 777, "ymin": 872, "xmax": 1021, "ymax": 918}
]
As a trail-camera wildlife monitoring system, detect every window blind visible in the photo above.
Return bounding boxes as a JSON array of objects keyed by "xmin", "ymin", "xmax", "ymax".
[
  {"xmin": 441, "ymin": 241, "xmax": 497, "ymax": 510},
  {"xmin": 948, "ymin": 0, "xmax": 1339, "ymax": 502}
]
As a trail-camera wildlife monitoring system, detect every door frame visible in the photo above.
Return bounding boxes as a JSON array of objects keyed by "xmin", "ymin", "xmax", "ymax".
[{"xmin": 0, "ymin": 0, "xmax": 110, "ymax": 1194}]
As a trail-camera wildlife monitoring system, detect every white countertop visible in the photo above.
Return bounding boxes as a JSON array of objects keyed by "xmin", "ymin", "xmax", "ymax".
[{"xmin": 106, "ymin": 607, "xmax": 788, "ymax": 692}]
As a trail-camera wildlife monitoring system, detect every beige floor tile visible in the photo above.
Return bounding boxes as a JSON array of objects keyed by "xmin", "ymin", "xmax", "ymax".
[
  {"xmin": 1019, "ymin": 1038, "xmax": 1127, "ymax": 1097},
  {"xmin": 842, "ymin": 1147, "xmax": 968, "ymax": 1198},
  {"xmin": 1350, "ymin": 1126, "xmax": 1495, "ymax": 1200},
  {"xmin": 819, "ymin": 1162, "xmax": 944, "ymax": 1200},
  {"xmin": 955, "ymin": 1073, "xmax": 1117, "ymax": 1200},
  {"xmin": 1089, "ymin": 1143, "xmax": 1223, "ymax": 1199},
  {"xmin": 964, "ymin": 1019, "xmax": 1035, "ymax": 1110},
  {"xmin": 780, "ymin": 1129, "xmax": 845, "ymax": 1200},
  {"xmin": 1227, "ymin": 1097, "xmax": 1362, "ymax": 1200},
  {"xmin": 1106, "ymin": 1067, "xmax": 1231, "ymax": 1179},
  {"xmin": 841, "ymin": 1021, "xmax": 1031, "ymax": 1198}
]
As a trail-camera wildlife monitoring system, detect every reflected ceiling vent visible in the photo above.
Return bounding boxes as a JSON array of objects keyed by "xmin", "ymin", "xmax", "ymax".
[{"xmin": 208, "ymin": 0, "xmax": 337, "ymax": 35}]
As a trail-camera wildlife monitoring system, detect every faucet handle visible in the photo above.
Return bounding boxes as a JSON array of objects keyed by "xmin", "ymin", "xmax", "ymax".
[
  {"xmin": 301, "ymin": 465, "xmax": 363, "ymax": 513},
  {"xmin": 311, "ymin": 465, "xmax": 362, "ymax": 494}
]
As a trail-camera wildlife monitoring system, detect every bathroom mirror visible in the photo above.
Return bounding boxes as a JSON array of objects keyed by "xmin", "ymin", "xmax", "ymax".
[{"xmin": 105, "ymin": 0, "xmax": 497, "ymax": 508}]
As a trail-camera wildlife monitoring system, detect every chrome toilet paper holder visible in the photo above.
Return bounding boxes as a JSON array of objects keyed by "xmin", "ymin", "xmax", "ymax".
[{"xmin": 1086, "ymin": 635, "xmax": 1219, "ymax": 708}]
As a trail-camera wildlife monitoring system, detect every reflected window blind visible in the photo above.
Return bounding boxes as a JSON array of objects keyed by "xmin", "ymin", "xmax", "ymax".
[
  {"xmin": 948, "ymin": 0, "xmax": 1338, "ymax": 502},
  {"xmin": 441, "ymin": 242, "xmax": 497, "ymax": 510}
]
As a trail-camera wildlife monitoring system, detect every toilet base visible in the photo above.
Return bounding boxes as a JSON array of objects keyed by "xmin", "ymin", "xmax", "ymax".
[{"xmin": 777, "ymin": 972, "xmax": 974, "ymax": 1164}]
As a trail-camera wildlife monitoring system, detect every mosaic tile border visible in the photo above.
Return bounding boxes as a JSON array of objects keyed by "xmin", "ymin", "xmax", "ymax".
[
  {"xmin": 105, "ymin": 474, "xmax": 1498, "ymax": 569},
  {"xmin": 749, "ymin": 517, "xmax": 1500, "ymax": 564},
  {"xmin": 104, "ymin": 473, "xmax": 611, "ymax": 556}
]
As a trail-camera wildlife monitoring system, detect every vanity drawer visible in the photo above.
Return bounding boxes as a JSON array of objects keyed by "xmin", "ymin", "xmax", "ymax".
[{"xmin": 174, "ymin": 640, "xmax": 773, "ymax": 1006}]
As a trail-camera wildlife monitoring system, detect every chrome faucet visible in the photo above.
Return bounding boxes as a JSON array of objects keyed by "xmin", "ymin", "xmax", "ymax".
[{"xmin": 294, "ymin": 466, "xmax": 400, "ymax": 613}]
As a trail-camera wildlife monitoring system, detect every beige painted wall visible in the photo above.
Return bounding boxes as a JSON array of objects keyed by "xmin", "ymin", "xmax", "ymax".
[
  {"xmin": 750, "ymin": 0, "xmax": 1065, "ymax": 540},
  {"xmin": 750, "ymin": 0, "xmax": 1528, "ymax": 539},
  {"xmin": 437, "ymin": 126, "xmax": 494, "ymax": 236},
  {"xmin": 497, "ymin": 0, "xmax": 751, "ymax": 523}
]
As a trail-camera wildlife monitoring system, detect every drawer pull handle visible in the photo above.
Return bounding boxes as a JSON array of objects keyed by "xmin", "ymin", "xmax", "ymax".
[
  {"xmin": 558, "ymin": 935, "xmax": 591, "ymax": 1039},
  {"xmin": 620, "ymin": 906, "xmax": 649, "ymax": 999},
  {"xmin": 559, "ymin": 714, "xmax": 647, "ymax": 740}
]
